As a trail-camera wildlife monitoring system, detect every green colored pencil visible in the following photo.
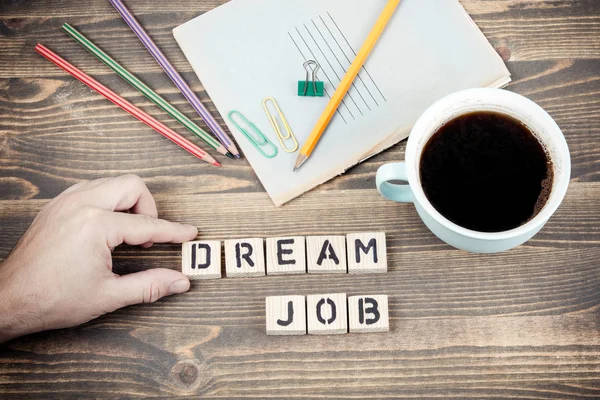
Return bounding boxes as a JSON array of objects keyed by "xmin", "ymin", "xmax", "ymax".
[{"xmin": 62, "ymin": 23, "xmax": 232, "ymax": 159}]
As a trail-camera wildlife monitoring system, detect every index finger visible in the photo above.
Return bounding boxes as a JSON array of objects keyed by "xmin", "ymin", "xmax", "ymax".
[
  {"xmin": 67, "ymin": 175, "xmax": 158, "ymax": 218},
  {"xmin": 105, "ymin": 212, "xmax": 198, "ymax": 248}
]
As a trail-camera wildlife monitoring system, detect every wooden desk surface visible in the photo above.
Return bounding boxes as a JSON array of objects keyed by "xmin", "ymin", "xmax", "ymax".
[{"xmin": 1, "ymin": 0, "xmax": 599, "ymax": 398}]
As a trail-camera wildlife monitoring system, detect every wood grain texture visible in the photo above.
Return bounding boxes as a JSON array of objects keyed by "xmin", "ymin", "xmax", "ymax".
[
  {"xmin": 1, "ymin": 0, "xmax": 600, "ymax": 398},
  {"xmin": 0, "ymin": 0, "xmax": 598, "ymax": 80}
]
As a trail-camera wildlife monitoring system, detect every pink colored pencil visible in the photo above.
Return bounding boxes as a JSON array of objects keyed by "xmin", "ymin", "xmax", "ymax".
[{"xmin": 35, "ymin": 44, "xmax": 219, "ymax": 167}]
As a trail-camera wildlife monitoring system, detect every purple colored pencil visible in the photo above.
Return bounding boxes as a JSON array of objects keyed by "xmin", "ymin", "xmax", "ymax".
[{"xmin": 108, "ymin": 0, "xmax": 241, "ymax": 158}]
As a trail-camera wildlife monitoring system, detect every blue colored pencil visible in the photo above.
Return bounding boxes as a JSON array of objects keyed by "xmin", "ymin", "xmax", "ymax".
[{"xmin": 108, "ymin": 0, "xmax": 241, "ymax": 158}]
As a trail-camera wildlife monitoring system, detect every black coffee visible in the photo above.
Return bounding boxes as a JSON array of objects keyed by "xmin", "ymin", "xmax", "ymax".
[{"xmin": 419, "ymin": 111, "xmax": 553, "ymax": 232}]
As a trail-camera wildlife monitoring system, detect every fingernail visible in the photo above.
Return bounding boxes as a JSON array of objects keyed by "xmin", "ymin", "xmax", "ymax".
[
  {"xmin": 185, "ymin": 224, "xmax": 198, "ymax": 233},
  {"xmin": 168, "ymin": 279, "xmax": 190, "ymax": 295}
]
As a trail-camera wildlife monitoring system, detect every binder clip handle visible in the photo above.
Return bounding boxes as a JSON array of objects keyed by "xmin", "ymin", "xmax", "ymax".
[
  {"xmin": 298, "ymin": 60, "xmax": 324, "ymax": 97},
  {"xmin": 303, "ymin": 60, "xmax": 320, "ymax": 96}
]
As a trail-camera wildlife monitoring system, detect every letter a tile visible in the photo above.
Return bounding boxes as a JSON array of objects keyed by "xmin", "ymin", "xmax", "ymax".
[
  {"xmin": 346, "ymin": 232, "xmax": 387, "ymax": 274},
  {"xmin": 307, "ymin": 293, "xmax": 347, "ymax": 334},
  {"xmin": 306, "ymin": 236, "xmax": 347, "ymax": 274},
  {"xmin": 348, "ymin": 295, "xmax": 389, "ymax": 333},
  {"xmin": 266, "ymin": 237, "xmax": 306, "ymax": 275},
  {"xmin": 182, "ymin": 241, "xmax": 222, "ymax": 280},
  {"xmin": 225, "ymin": 238, "xmax": 265, "ymax": 277},
  {"xmin": 265, "ymin": 295, "xmax": 306, "ymax": 335}
]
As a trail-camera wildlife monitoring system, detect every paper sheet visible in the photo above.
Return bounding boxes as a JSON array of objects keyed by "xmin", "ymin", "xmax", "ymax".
[{"xmin": 174, "ymin": 0, "xmax": 510, "ymax": 206}]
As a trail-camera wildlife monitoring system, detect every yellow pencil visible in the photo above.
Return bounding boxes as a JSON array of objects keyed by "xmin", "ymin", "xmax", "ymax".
[{"xmin": 294, "ymin": 0, "xmax": 402, "ymax": 172}]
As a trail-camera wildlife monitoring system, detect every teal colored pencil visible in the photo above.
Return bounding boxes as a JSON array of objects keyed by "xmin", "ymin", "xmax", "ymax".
[{"xmin": 62, "ymin": 23, "xmax": 232, "ymax": 159}]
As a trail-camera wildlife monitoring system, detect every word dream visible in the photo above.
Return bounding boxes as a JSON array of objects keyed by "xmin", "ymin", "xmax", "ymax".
[
  {"xmin": 266, "ymin": 294, "xmax": 389, "ymax": 335},
  {"xmin": 182, "ymin": 232, "xmax": 387, "ymax": 279}
]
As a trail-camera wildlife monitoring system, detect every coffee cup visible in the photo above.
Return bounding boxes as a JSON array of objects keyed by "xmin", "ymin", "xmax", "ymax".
[{"xmin": 376, "ymin": 88, "xmax": 570, "ymax": 253}]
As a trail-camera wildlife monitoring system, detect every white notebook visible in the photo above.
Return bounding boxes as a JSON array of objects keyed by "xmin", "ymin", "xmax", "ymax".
[{"xmin": 174, "ymin": 0, "xmax": 510, "ymax": 206}]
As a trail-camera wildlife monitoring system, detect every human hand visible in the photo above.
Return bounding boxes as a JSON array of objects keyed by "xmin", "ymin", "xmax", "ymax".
[{"xmin": 0, "ymin": 175, "xmax": 198, "ymax": 343}]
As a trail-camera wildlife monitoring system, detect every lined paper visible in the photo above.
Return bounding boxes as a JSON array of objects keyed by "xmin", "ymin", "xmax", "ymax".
[{"xmin": 174, "ymin": 0, "xmax": 511, "ymax": 206}]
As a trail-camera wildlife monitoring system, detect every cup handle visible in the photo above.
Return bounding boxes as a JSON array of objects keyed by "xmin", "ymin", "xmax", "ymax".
[{"xmin": 376, "ymin": 162, "xmax": 413, "ymax": 203}]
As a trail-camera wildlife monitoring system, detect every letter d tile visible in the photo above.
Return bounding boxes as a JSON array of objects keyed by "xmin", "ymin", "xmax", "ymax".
[{"xmin": 182, "ymin": 241, "xmax": 222, "ymax": 280}]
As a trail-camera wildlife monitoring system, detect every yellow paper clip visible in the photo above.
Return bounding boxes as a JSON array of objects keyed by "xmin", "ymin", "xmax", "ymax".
[{"xmin": 262, "ymin": 97, "xmax": 298, "ymax": 153}]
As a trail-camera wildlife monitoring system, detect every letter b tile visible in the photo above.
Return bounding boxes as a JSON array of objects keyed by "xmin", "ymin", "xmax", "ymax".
[
  {"xmin": 265, "ymin": 295, "xmax": 307, "ymax": 335},
  {"xmin": 307, "ymin": 293, "xmax": 347, "ymax": 334},
  {"xmin": 348, "ymin": 295, "xmax": 389, "ymax": 333},
  {"xmin": 225, "ymin": 238, "xmax": 266, "ymax": 277}
]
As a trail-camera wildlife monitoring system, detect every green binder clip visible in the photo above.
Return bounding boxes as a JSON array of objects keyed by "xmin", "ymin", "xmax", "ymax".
[{"xmin": 298, "ymin": 60, "xmax": 324, "ymax": 97}]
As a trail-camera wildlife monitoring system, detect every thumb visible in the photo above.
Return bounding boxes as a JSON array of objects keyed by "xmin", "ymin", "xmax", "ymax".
[{"xmin": 105, "ymin": 269, "xmax": 190, "ymax": 308}]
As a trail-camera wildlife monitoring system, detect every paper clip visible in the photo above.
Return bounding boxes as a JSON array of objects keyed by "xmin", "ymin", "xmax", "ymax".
[
  {"xmin": 298, "ymin": 60, "xmax": 324, "ymax": 97},
  {"xmin": 262, "ymin": 97, "xmax": 298, "ymax": 153},
  {"xmin": 227, "ymin": 110, "xmax": 278, "ymax": 158}
]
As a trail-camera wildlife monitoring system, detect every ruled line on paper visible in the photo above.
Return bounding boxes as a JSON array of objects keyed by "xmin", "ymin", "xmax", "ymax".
[
  {"xmin": 326, "ymin": 11, "xmax": 387, "ymax": 103},
  {"xmin": 288, "ymin": 12, "xmax": 388, "ymax": 124},
  {"xmin": 288, "ymin": 31, "xmax": 349, "ymax": 124}
]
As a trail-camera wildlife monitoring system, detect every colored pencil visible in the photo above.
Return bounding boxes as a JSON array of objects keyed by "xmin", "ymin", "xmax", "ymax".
[
  {"xmin": 61, "ymin": 23, "xmax": 232, "ymax": 159},
  {"xmin": 108, "ymin": 0, "xmax": 241, "ymax": 158},
  {"xmin": 293, "ymin": 0, "xmax": 402, "ymax": 172},
  {"xmin": 35, "ymin": 44, "xmax": 219, "ymax": 167}
]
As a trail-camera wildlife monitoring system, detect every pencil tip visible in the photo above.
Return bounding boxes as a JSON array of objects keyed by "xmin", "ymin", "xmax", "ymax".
[
  {"xmin": 226, "ymin": 152, "xmax": 234, "ymax": 159},
  {"xmin": 234, "ymin": 154, "xmax": 241, "ymax": 159},
  {"xmin": 293, "ymin": 154, "xmax": 307, "ymax": 172},
  {"xmin": 213, "ymin": 161, "xmax": 221, "ymax": 167}
]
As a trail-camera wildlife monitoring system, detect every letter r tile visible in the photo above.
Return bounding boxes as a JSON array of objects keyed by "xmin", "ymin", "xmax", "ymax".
[
  {"xmin": 265, "ymin": 295, "xmax": 307, "ymax": 335},
  {"xmin": 225, "ymin": 238, "xmax": 266, "ymax": 278},
  {"xmin": 346, "ymin": 232, "xmax": 387, "ymax": 274}
]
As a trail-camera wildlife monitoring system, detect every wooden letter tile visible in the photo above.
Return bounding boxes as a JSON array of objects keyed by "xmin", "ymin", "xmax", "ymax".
[
  {"xmin": 181, "ymin": 241, "xmax": 221, "ymax": 280},
  {"xmin": 266, "ymin": 236, "xmax": 306, "ymax": 275},
  {"xmin": 306, "ymin": 236, "xmax": 347, "ymax": 274},
  {"xmin": 346, "ymin": 232, "xmax": 387, "ymax": 274},
  {"xmin": 307, "ymin": 293, "xmax": 347, "ymax": 334},
  {"xmin": 225, "ymin": 238, "xmax": 266, "ymax": 277},
  {"xmin": 348, "ymin": 295, "xmax": 389, "ymax": 333},
  {"xmin": 265, "ymin": 295, "xmax": 306, "ymax": 335}
]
